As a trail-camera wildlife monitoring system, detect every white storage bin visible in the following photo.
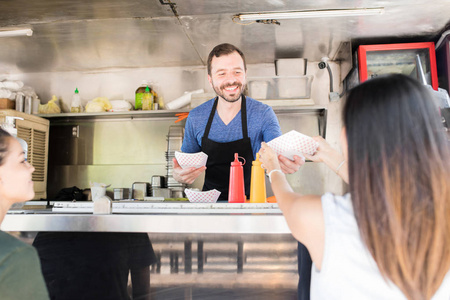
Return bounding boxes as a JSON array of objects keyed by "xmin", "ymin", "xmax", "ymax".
[
  {"xmin": 247, "ymin": 76, "xmax": 313, "ymax": 100},
  {"xmin": 248, "ymin": 80, "xmax": 269, "ymax": 99},
  {"xmin": 277, "ymin": 76, "xmax": 312, "ymax": 99},
  {"xmin": 275, "ymin": 58, "xmax": 307, "ymax": 76}
]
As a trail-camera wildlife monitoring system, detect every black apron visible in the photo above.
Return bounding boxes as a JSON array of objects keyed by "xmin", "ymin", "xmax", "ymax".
[{"xmin": 201, "ymin": 95, "xmax": 254, "ymax": 201}]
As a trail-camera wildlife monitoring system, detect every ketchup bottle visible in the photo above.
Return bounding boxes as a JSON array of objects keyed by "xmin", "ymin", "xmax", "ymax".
[{"xmin": 228, "ymin": 153, "xmax": 246, "ymax": 203}]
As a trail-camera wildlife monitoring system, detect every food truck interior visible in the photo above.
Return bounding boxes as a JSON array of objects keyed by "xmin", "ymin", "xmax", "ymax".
[{"xmin": 1, "ymin": 0, "xmax": 449, "ymax": 299}]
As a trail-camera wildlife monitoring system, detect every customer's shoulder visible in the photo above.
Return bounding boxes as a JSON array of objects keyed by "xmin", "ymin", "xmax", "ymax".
[{"xmin": 0, "ymin": 232, "xmax": 35, "ymax": 262}]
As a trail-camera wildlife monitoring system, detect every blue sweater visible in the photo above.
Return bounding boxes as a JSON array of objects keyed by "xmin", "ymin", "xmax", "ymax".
[{"xmin": 181, "ymin": 97, "xmax": 281, "ymax": 159}]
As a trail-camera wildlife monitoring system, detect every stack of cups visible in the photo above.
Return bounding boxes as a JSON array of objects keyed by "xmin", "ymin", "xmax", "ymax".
[{"xmin": 165, "ymin": 125, "xmax": 186, "ymax": 198}]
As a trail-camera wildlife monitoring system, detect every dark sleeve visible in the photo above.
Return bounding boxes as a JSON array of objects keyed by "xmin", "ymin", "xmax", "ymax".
[{"xmin": 0, "ymin": 246, "xmax": 49, "ymax": 300}]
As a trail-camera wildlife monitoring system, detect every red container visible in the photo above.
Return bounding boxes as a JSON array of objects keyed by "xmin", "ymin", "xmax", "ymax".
[
  {"xmin": 228, "ymin": 153, "xmax": 246, "ymax": 203},
  {"xmin": 357, "ymin": 42, "xmax": 438, "ymax": 90}
]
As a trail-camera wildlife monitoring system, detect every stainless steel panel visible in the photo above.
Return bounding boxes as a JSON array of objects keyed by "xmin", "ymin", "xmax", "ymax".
[
  {"xmin": 0, "ymin": 0, "xmax": 448, "ymax": 73},
  {"xmin": 46, "ymin": 108, "xmax": 327, "ymax": 198},
  {"xmin": 8, "ymin": 228, "xmax": 299, "ymax": 298},
  {"xmin": 2, "ymin": 214, "xmax": 291, "ymax": 233}
]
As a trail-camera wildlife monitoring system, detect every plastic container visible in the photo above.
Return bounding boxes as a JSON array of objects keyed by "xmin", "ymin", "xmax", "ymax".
[
  {"xmin": 142, "ymin": 86, "xmax": 154, "ymax": 110},
  {"xmin": 228, "ymin": 153, "xmax": 246, "ymax": 203},
  {"xmin": 135, "ymin": 80, "xmax": 148, "ymax": 110},
  {"xmin": 70, "ymin": 88, "xmax": 81, "ymax": 113},
  {"xmin": 250, "ymin": 153, "xmax": 266, "ymax": 203}
]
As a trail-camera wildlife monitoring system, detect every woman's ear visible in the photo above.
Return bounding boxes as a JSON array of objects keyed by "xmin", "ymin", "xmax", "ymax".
[{"xmin": 340, "ymin": 127, "xmax": 348, "ymax": 161}]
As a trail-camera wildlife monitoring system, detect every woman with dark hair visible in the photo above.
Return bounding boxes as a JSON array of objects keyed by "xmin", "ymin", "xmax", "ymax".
[
  {"xmin": 0, "ymin": 128, "xmax": 49, "ymax": 299},
  {"xmin": 258, "ymin": 74, "xmax": 450, "ymax": 299}
]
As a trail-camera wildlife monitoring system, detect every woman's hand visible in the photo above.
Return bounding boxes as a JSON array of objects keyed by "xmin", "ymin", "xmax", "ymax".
[
  {"xmin": 258, "ymin": 142, "xmax": 282, "ymax": 173},
  {"xmin": 303, "ymin": 136, "xmax": 338, "ymax": 163},
  {"xmin": 304, "ymin": 136, "xmax": 348, "ymax": 183},
  {"xmin": 278, "ymin": 155, "xmax": 305, "ymax": 174}
]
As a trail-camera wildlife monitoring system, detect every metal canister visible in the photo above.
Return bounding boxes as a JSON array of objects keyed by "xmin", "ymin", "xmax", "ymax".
[
  {"xmin": 114, "ymin": 188, "xmax": 124, "ymax": 200},
  {"xmin": 15, "ymin": 93, "xmax": 24, "ymax": 112},
  {"xmin": 32, "ymin": 98, "xmax": 40, "ymax": 114},
  {"xmin": 24, "ymin": 96, "xmax": 33, "ymax": 114},
  {"xmin": 151, "ymin": 175, "xmax": 165, "ymax": 188},
  {"xmin": 114, "ymin": 188, "xmax": 132, "ymax": 200},
  {"xmin": 132, "ymin": 182, "xmax": 150, "ymax": 200}
]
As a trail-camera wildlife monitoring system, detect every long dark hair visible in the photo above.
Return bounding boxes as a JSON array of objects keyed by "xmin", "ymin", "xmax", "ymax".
[
  {"xmin": 0, "ymin": 128, "xmax": 12, "ymax": 166},
  {"xmin": 344, "ymin": 74, "xmax": 450, "ymax": 300}
]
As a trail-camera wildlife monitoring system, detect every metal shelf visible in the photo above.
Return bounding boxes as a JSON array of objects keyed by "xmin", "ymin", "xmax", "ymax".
[{"xmin": 36, "ymin": 106, "xmax": 327, "ymax": 137}]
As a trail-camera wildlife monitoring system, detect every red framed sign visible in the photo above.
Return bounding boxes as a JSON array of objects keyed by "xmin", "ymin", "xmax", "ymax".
[{"xmin": 357, "ymin": 42, "xmax": 438, "ymax": 90}]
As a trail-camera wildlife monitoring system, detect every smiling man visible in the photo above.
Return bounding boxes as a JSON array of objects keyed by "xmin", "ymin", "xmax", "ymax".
[{"xmin": 173, "ymin": 43, "xmax": 303, "ymax": 200}]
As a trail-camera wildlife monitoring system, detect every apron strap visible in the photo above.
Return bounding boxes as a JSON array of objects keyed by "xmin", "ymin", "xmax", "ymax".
[
  {"xmin": 204, "ymin": 97, "xmax": 218, "ymax": 139},
  {"xmin": 240, "ymin": 95, "xmax": 248, "ymax": 138}
]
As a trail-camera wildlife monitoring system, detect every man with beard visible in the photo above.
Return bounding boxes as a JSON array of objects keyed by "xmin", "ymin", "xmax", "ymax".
[
  {"xmin": 173, "ymin": 43, "xmax": 310, "ymax": 300},
  {"xmin": 173, "ymin": 43, "xmax": 303, "ymax": 200}
]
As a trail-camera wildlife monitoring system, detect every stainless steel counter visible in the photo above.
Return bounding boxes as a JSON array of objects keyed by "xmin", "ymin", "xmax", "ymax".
[{"xmin": 1, "ymin": 211, "xmax": 291, "ymax": 234}]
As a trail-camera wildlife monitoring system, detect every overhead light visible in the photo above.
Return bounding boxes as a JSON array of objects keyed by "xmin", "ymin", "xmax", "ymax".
[
  {"xmin": 235, "ymin": 8, "xmax": 384, "ymax": 21},
  {"xmin": 0, "ymin": 28, "xmax": 33, "ymax": 37}
]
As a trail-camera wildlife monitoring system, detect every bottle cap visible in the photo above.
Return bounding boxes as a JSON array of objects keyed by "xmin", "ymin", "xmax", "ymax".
[
  {"xmin": 145, "ymin": 86, "xmax": 150, "ymax": 92},
  {"xmin": 253, "ymin": 153, "xmax": 262, "ymax": 166},
  {"xmin": 75, "ymin": 88, "xmax": 79, "ymax": 94},
  {"xmin": 231, "ymin": 153, "xmax": 245, "ymax": 166}
]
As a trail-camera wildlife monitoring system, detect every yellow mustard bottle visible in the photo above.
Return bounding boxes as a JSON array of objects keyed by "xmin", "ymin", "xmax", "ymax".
[{"xmin": 250, "ymin": 153, "xmax": 267, "ymax": 203}]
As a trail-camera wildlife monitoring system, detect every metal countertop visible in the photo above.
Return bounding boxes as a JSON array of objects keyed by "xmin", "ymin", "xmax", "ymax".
[{"xmin": 1, "ymin": 211, "xmax": 291, "ymax": 234}]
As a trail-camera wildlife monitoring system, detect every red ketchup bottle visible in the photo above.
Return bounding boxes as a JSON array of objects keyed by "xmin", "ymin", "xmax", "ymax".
[{"xmin": 228, "ymin": 153, "xmax": 246, "ymax": 203}]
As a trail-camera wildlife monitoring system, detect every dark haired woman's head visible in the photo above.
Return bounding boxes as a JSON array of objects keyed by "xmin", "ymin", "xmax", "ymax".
[
  {"xmin": 343, "ymin": 73, "xmax": 450, "ymax": 299},
  {"xmin": 207, "ymin": 43, "xmax": 247, "ymax": 76},
  {"xmin": 343, "ymin": 74, "xmax": 448, "ymax": 189},
  {"xmin": 0, "ymin": 128, "xmax": 12, "ymax": 166}
]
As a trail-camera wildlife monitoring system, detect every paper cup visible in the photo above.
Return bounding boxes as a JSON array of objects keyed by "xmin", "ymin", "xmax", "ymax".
[{"xmin": 91, "ymin": 186, "xmax": 106, "ymax": 202}]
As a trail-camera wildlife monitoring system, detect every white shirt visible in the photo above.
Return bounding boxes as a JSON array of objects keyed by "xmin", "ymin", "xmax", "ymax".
[{"xmin": 311, "ymin": 193, "xmax": 450, "ymax": 300}]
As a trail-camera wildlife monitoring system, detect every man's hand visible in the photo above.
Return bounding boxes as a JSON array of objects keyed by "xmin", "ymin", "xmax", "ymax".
[
  {"xmin": 278, "ymin": 154, "xmax": 305, "ymax": 174},
  {"xmin": 172, "ymin": 158, "xmax": 206, "ymax": 184}
]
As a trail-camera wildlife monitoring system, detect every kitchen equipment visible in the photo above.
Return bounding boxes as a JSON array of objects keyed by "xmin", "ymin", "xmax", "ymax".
[
  {"xmin": 114, "ymin": 188, "xmax": 131, "ymax": 200},
  {"xmin": 152, "ymin": 187, "xmax": 171, "ymax": 198},
  {"xmin": 132, "ymin": 182, "xmax": 150, "ymax": 200},
  {"xmin": 166, "ymin": 125, "xmax": 187, "ymax": 193},
  {"xmin": 171, "ymin": 188, "xmax": 185, "ymax": 199},
  {"xmin": 32, "ymin": 97, "xmax": 40, "ymax": 114},
  {"xmin": 250, "ymin": 153, "xmax": 266, "ymax": 203},
  {"xmin": 53, "ymin": 201, "xmax": 281, "ymax": 214},
  {"xmin": 15, "ymin": 93, "xmax": 24, "ymax": 112},
  {"xmin": 151, "ymin": 176, "xmax": 165, "ymax": 188},
  {"xmin": 24, "ymin": 95, "xmax": 33, "ymax": 114},
  {"xmin": 228, "ymin": 153, "xmax": 246, "ymax": 203}
]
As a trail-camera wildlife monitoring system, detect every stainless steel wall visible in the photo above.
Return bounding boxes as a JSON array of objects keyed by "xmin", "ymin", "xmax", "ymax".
[{"xmin": 9, "ymin": 61, "xmax": 345, "ymax": 198}]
